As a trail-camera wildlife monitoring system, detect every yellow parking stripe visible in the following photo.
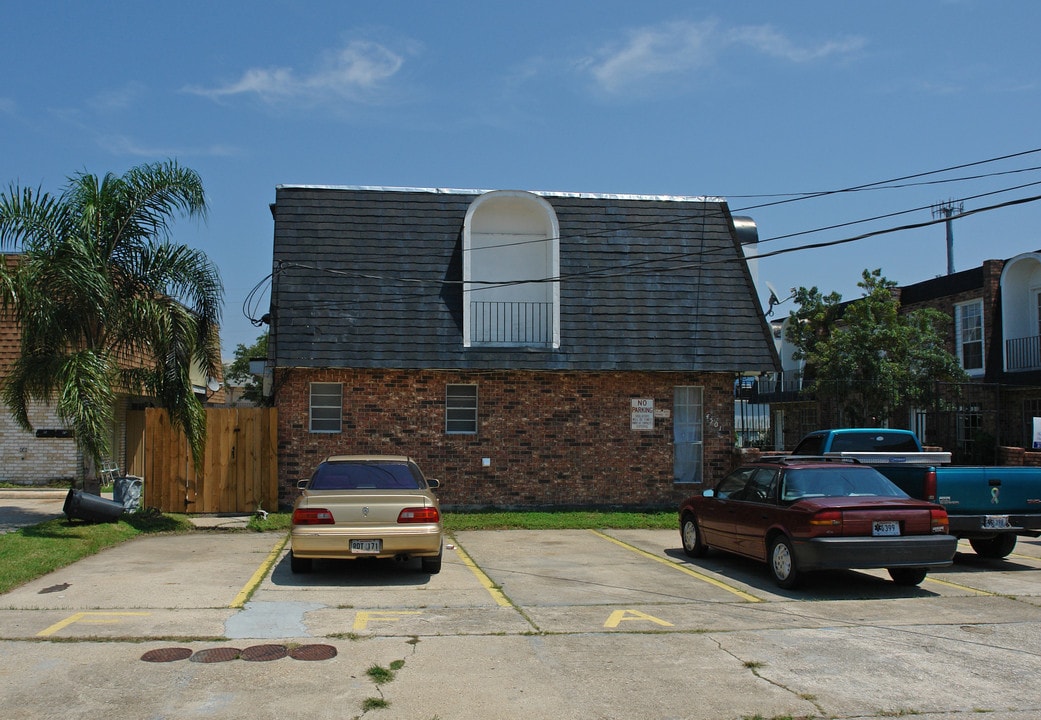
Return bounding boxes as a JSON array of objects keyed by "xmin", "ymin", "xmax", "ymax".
[
  {"xmin": 452, "ymin": 540, "xmax": 513, "ymax": 607},
  {"xmin": 923, "ymin": 575, "xmax": 998, "ymax": 595},
  {"xmin": 231, "ymin": 534, "xmax": 289, "ymax": 608},
  {"xmin": 589, "ymin": 530, "xmax": 762, "ymax": 603}
]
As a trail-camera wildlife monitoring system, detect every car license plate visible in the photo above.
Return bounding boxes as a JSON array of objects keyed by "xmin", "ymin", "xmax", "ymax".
[
  {"xmin": 873, "ymin": 521, "xmax": 900, "ymax": 536},
  {"xmin": 350, "ymin": 540, "xmax": 381, "ymax": 554},
  {"xmin": 982, "ymin": 515, "xmax": 1010, "ymax": 530}
]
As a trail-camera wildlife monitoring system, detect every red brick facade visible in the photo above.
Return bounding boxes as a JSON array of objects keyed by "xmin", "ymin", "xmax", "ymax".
[{"xmin": 275, "ymin": 368, "xmax": 736, "ymax": 509}]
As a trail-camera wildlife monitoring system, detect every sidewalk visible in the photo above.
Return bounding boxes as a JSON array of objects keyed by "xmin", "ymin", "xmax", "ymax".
[{"xmin": 0, "ymin": 488, "xmax": 253, "ymax": 530}]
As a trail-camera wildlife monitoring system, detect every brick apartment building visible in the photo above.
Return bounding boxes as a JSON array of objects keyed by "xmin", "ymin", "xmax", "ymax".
[
  {"xmin": 266, "ymin": 186, "xmax": 780, "ymax": 509},
  {"xmin": 763, "ymin": 251, "xmax": 1041, "ymax": 460}
]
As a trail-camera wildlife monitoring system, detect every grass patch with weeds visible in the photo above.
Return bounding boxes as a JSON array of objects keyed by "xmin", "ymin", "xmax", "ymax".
[
  {"xmin": 362, "ymin": 697, "xmax": 389, "ymax": 711},
  {"xmin": 366, "ymin": 664, "xmax": 397, "ymax": 684}
]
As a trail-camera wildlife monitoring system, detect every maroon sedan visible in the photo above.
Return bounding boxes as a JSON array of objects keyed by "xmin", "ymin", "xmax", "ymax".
[{"xmin": 679, "ymin": 458, "xmax": 957, "ymax": 589}]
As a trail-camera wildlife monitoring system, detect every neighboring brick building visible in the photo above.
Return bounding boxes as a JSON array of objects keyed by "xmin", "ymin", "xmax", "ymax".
[
  {"xmin": 267, "ymin": 186, "xmax": 780, "ymax": 509},
  {"xmin": 0, "ymin": 256, "xmax": 227, "ymax": 485},
  {"xmin": 763, "ymin": 251, "xmax": 1041, "ymax": 460}
]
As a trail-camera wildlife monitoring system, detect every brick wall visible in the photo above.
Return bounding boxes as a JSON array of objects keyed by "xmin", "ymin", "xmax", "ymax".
[
  {"xmin": 0, "ymin": 400, "xmax": 82, "ymax": 485},
  {"xmin": 276, "ymin": 368, "xmax": 735, "ymax": 510},
  {"xmin": 898, "ymin": 259, "xmax": 1004, "ymax": 378}
]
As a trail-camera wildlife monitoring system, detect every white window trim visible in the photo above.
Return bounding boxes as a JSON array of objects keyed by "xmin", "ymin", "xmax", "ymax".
[{"xmin": 954, "ymin": 299, "xmax": 985, "ymax": 377}]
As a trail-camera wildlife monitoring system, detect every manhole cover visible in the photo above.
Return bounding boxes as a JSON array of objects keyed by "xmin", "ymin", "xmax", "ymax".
[
  {"xmin": 289, "ymin": 644, "xmax": 338, "ymax": 661},
  {"xmin": 190, "ymin": 647, "xmax": 242, "ymax": 663},
  {"xmin": 241, "ymin": 644, "xmax": 288, "ymax": 662},
  {"xmin": 140, "ymin": 647, "xmax": 193, "ymax": 663}
]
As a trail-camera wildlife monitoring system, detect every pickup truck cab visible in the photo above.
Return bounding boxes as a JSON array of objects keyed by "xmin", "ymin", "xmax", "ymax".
[{"xmin": 792, "ymin": 429, "xmax": 1041, "ymax": 558}]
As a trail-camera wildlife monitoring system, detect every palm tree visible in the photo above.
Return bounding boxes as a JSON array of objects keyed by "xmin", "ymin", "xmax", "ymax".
[{"xmin": 0, "ymin": 160, "xmax": 223, "ymax": 478}]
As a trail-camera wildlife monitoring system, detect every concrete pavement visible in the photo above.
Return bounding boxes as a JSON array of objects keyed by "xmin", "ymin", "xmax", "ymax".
[{"xmin": 1, "ymin": 515, "xmax": 1040, "ymax": 719}]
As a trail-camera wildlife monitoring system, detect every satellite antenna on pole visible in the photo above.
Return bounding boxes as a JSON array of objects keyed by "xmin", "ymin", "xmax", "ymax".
[{"xmin": 765, "ymin": 281, "xmax": 792, "ymax": 317}]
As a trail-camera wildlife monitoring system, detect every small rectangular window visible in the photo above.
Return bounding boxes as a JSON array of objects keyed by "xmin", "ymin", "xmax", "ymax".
[
  {"xmin": 446, "ymin": 384, "xmax": 478, "ymax": 434},
  {"xmin": 310, "ymin": 382, "xmax": 343, "ymax": 433}
]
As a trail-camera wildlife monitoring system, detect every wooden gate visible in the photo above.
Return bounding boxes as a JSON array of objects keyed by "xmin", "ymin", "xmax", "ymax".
[{"xmin": 137, "ymin": 407, "xmax": 278, "ymax": 514}]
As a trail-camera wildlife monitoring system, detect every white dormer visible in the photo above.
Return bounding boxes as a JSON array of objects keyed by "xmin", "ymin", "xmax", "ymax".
[{"xmin": 462, "ymin": 191, "xmax": 560, "ymax": 348}]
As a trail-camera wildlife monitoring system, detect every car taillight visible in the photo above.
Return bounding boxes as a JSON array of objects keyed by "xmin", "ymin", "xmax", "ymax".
[
  {"xmin": 809, "ymin": 510, "xmax": 842, "ymax": 534},
  {"xmin": 924, "ymin": 469, "xmax": 938, "ymax": 502},
  {"xmin": 930, "ymin": 507, "xmax": 949, "ymax": 534},
  {"xmin": 398, "ymin": 507, "xmax": 440, "ymax": 524},
  {"xmin": 293, "ymin": 508, "xmax": 335, "ymax": 525}
]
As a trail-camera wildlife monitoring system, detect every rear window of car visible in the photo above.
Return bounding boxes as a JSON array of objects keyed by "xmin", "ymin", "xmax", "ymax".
[
  {"xmin": 829, "ymin": 432, "xmax": 921, "ymax": 453},
  {"xmin": 781, "ymin": 466, "xmax": 908, "ymax": 501},
  {"xmin": 309, "ymin": 462, "xmax": 423, "ymax": 490}
]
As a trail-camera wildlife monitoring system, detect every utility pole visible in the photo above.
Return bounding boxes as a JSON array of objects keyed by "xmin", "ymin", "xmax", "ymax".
[{"xmin": 932, "ymin": 200, "xmax": 963, "ymax": 275}]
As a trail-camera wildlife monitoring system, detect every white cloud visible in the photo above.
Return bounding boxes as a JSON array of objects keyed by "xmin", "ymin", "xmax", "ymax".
[
  {"xmin": 86, "ymin": 82, "xmax": 147, "ymax": 113},
  {"xmin": 582, "ymin": 19, "xmax": 865, "ymax": 95},
  {"xmin": 186, "ymin": 39, "xmax": 406, "ymax": 105},
  {"xmin": 99, "ymin": 134, "xmax": 240, "ymax": 159}
]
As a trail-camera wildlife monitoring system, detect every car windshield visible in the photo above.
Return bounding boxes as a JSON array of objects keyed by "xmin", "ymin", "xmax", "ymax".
[
  {"xmin": 309, "ymin": 462, "xmax": 423, "ymax": 490},
  {"xmin": 781, "ymin": 466, "xmax": 908, "ymax": 501}
]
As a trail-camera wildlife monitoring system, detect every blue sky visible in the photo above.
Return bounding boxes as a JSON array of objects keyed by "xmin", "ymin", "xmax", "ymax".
[{"xmin": 3, "ymin": 1, "xmax": 1041, "ymax": 357}]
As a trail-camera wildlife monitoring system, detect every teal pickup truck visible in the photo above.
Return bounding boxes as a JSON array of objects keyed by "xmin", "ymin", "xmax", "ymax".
[{"xmin": 791, "ymin": 428, "xmax": 1041, "ymax": 558}]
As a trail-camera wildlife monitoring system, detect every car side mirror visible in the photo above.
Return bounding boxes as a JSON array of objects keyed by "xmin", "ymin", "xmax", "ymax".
[
  {"xmin": 702, "ymin": 489, "xmax": 715, "ymax": 498},
  {"xmin": 427, "ymin": 478, "xmax": 441, "ymax": 489},
  {"xmin": 296, "ymin": 479, "xmax": 309, "ymax": 490}
]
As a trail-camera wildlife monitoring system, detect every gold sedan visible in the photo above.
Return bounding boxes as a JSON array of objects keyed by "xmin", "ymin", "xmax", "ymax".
[{"xmin": 290, "ymin": 455, "xmax": 444, "ymax": 574}]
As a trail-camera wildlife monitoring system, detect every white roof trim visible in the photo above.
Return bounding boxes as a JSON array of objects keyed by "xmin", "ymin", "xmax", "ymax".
[{"xmin": 275, "ymin": 184, "xmax": 725, "ymax": 203}]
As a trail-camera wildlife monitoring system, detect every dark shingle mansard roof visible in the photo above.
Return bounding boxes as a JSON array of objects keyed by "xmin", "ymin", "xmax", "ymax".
[{"xmin": 269, "ymin": 185, "xmax": 780, "ymax": 373}]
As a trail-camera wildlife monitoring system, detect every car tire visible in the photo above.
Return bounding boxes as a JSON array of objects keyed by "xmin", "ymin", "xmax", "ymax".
[
  {"xmin": 969, "ymin": 534, "xmax": 1017, "ymax": 559},
  {"xmin": 888, "ymin": 567, "xmax": 928, "ymax": 586},
  {"xmin": 680, "ymin": 513, "xmax": 707, "ymax": 558},
  {"xmin": 768, "ymin": 536, "xmax": 800, "ymax": 589},
  {"xmin": 421, "ymin": 544, "xmax": 443, "ymax": 574},
  {"xmin": 290, "ymin": 551, "xmax": 312, "ymax": 574}
]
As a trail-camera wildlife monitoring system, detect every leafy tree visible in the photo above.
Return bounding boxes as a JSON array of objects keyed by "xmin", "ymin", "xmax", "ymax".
[
  {"xmin": 0, "ymin": 161, "xmax": 223, "ymax": 475},
  {"xmin": 223, "ymin": 332, "xmax": 269, "ymax": 406},
  {"xmin": 785, "ymin": 268, "xmax": 968, "ymax": 425}
]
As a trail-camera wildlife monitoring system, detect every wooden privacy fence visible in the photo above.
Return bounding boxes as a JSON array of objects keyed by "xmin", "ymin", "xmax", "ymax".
[{"xmin": 137, "ymin": 407, "xmax": 278, "ymax": 514}]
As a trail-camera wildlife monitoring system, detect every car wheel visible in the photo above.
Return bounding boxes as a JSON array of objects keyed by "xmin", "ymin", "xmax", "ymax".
[
  {"xmin": 888, "ymin": 567, "xmax": 928, "ymax": 586},
  {"xmin": 680, "ymin": 513, "xmax": 707, "ymax": 558},
  {"xmin": 768, "ymin": 536, "xmax": 800, "ymax": 589},
  {"xmin": 290, "ymin": 550, "xmax": 312, "ymax": 574},
  {"xmin": 969, "ymin": 534, "xmax": 1017, "ymax": 559},
  {"xmin": 421, "ymin": 543, "xmax": 443, "ymax": 574}
]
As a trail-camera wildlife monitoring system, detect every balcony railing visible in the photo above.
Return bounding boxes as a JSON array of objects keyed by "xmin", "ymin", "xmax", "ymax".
[
  {"xmin": 1006, "ymin": 335, "xmax": 1041, "ymax": 371},
  {"xmin": 470, "ymin": 301, "xmax": 553, "ymax": 346},
  {"xmin": 751, "ymin": 371, "xmax": 809, "ymax": 403}
]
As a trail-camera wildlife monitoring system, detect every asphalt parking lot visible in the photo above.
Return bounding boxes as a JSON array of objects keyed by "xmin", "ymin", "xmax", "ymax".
[{"xmin": 1, "ymin": 510, "xmax": 1041, "ymax": 719}]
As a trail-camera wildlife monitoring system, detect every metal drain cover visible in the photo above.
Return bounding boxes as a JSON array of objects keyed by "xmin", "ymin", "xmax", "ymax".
[
  {"xmin": 241, "ymin": 644, "xmax": 288, "ymax": 662},
  {"xmin": 140, "ymin": 647, "xmax": 193, "ymax": 663},
  {"xmin": 289, "ymin": 644, "xmax": 338, "ymax": 661},
  {"xmin": 189, "ymin": 647, "xmax": 242, "ymax": 663}
]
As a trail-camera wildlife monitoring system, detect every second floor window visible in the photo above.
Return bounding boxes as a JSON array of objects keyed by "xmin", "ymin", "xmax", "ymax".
[{"xmin": 955, "ymin": 300, "xmax": 984, "ymax": 374}]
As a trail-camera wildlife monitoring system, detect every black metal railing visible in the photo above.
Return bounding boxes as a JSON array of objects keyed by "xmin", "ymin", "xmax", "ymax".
[{"xmin": 470, "ymin": 301, "xmax": 553, "ymax": 346}]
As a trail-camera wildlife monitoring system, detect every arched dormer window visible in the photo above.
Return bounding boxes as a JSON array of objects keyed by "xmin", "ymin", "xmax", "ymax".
[
  {"xmin": 462, "ymin": 191, "xmax": 560, "ymax": 348},
  {"xmin": 1001, "ymin": 252, "xmax": 1041, "ymax": 372}
]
